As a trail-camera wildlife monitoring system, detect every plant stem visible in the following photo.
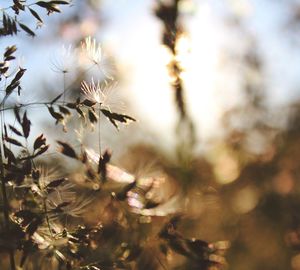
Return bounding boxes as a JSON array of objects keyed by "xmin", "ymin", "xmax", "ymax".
[
  {"xmin": 43, "ymin": 199, "xmax": 53, "ymax": 237},
  {"xmin": 0, "ymin": 97, "xmax": 15, "ymax": 270},
  {"xmin": 0, "ymin": 146, "xmax": 16, "ymax": 270},
  {"xmin": 98, "ymin": 106, "xmax": 102, "ymax": 156}
]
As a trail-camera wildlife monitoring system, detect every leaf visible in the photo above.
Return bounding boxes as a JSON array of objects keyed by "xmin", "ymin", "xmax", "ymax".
[
  {"xmin": 50, "ymin": 0, "xmax": 70, "ymax": 4},
  {"xmin": 33, "ymin": 144, "xmax": 49, "ymax": 157},
  {"xmin": 4, "ymin": 124, "xmax": 7, "ymax": 137},
  {"xmin": 54, "ymin": 201, "xmax": 72, "ymax": 212},
  {"xmin": 76, "ymin": 107, "xmax": 85, "ymax": 118},
  {"xmin": 22, "ymin": 159, "xmax": 32, "ymax": 175},
  {"xmin": 36, "ymin": 1, "xmax": 61, "ymax": 13},
  {"xmin": 1, "ymin": 14, "xmax": 17, "ymax": 36},
  {"xmin": 115, "ymin": 181, "xmax": 136, "ymax": 201},
  {"xmin": 47, "ymin": 106, "xmax": 64, "ymax": 123},
  {"xmin": 4, "ymin": 136, "xmax": 23, "ymax": 147},
  {"xmin": 14, "ymin": 210, "xmax": 36, "ymax": 227},
  {"xmin": 33, "ymin": 134, "xmax": 46, "ymax": 150},
  {"xmin": 18, "ymin": 23, "xmax": 35, "ymax": 37},
  {"xmin": 101, "ymin": 109, "xmax": 136, "ymax": 130},
  {"xmin": 80, "ymin": 150, "xmax": 88, "ymax": 163},
  {"xmin": 59, "ymin": 106, "xmax": 71, "ymax": 115},
  {"xmin": 4, "ymin": 45, "xmax": 17, "ymax": 60},
  {"xmin": 32, "ymin": 169, "xmax": 40, "ymax": 182},
  {"xmin": 6, "ymin": 80, "xmax": 20, "ymax": 95},
  {"xmin": 8, "ymin": 125, "xmax": 22, "ymax": 137},
  {"xmin": 35, "ymin": 1, "xmax": 50, "ymax": 8},
  {"xmin": 14, "ymin": 106, "xmax": 21, "ymax": 124},
  {"xmin": 28, "ymin": 8, "xmax": 43, "ymax": 23},
  {"xmin": 82, "ymin": 99, "xmax": 96, "ymax": 107},
  {"xmin": 144, "ymin": 200, "xmax": 160, "ymax": 209},
  {"xmin": 57, "ymin": 141, "xmax": 78, "ymax": 159},
  {"xmin": 186, "ymin": 239, "xmax": 209, "ymax": 256},
  {"xmin": 11, "ymin": 68, "xmax": 26, "ymax": 85},
  {"xmin": 3, "ymin": 144, "xmax": 16, "ymax": 164},
  {"xmin": 88, "ymin": 109, "xmax": 98, "ymax": 124},
  {"xmin": 4, "ymin": 56, "xmax": 15, "ymax": 61},
  {"xmin": 168, "ymin": 238, "xmax": 189, "ymax": 257},
  {"xmin": 45, "ymin": 178, "xmax": 66, "ymax": 189},
  {"xmin": 56, "ymin": 201, "xmax": 71, "ymax": 208},
  {"xmin": 66, "ymin": 102, "xmax": 77, "ymax": 109},
  {"xmin": 26, "ymin": 216, "xmax": 42, "ymax": 236},
  {"xmin": 22, "ymin": 112, "xmax": 31, "ymax": 138},
  {"xmin": 98, "ymin": 150, "xmax": 111, "ymax": 182},
  {"xmin": 13, "ymin": 0, "xmax": 25, "ymax": 12}
]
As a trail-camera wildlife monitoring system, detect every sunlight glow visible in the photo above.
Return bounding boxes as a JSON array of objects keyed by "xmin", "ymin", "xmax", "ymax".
[{"xmin": 104, "ymin": 1, "xmax": 240, "ymax": 149}]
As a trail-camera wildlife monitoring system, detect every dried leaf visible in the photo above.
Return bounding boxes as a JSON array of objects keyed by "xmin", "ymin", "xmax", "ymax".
[
  {"xmin": 18, "ymin": 23, "xmax": 35, "ymax": 37},
  {"xmin": 45, "ymin": 178, "xmax": 66, "ymax": 189},
  {"xmin": 28, "ymin": 8, "xmax": 43, "ymax": 23},
  {"xmin": 88, "ymin": 109, "xmax": 98, "ymax": 124},
  {"xmin": 47, "ymin": 106, "xmax": 64, "ymax": 123},
  {"xmin": 76, "ymin": 107, "xmax": 85, "ymax": 119},
  {"xmin": 22, "ymin": 112, "xmax": 31, "ymax": 138},
  {"xmin": 82, "ymin": 99, "xmax": 96, "ymax": 107},
  {"xmin": 57, "ymin": 141, "xmax": 78, "ymax": 159},
  {"xmin": 33, "ymin": 134, "xmax": 46, "ymax": 150},
  {"xmin": 14, "ymin": 106, "xmax": 21, "ymax": 124},
  {"xmin": 11, "ymin": 68, "xmax": 26, "ymax": 85},
  {"xmin": 101, "ymin": 109, "xmax": 136, "ymax": 130},
  {"xmin": 3, "ymin": 144, "xmax": 16, "ymax": 164},
  {"xmin": 66, "ymin": 102, "xmax": 77, "ymax": 109},
  {"xmin": 4, "ymin": 136, "xmax": 23, "ymax": 147},
  {"xmin": 50, "ymin": 0, "xmax": 70, "ymax": 4},
  {"xmin": 116, "ymin": 181, "xmax": 136, "ymax": 201},
  {"xmin": 33, "ymin": 144, "xmax": 49, "ymax": 157},
  {"xmin": 59, "ymin": 105, "xmax": 71, "ymax": 115},
  {"xmin": 4, "ymin": 45, "xmax": 17, "ymax": 60},
  {"xmin": 98, "ymin": 150, "xmax": 111, "ymax": 182},
  {"xmin": 6, "ymin": 80, "xmax": 20, "ymax": 95}
]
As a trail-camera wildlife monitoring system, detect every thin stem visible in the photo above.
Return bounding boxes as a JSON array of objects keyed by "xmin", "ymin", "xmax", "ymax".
[
  {"xmin": 0, "ymin": 101, "xmax": 16, "ymax": 270},
  {"xmin": 0, "ymin": 100, "xmax": 68, "ymax": 112},
  {"xmin": 0, "ymin": 151, "xmax": 16, "ymax": 270},
  {"xmin": 63, "ymin": 72, "xmax": 66, "ymax": 105},
  {"xmin": 43, "ymin": 199, "xmax": 54, "ymax": 237},
  {"xmin": 98, "ymin": 106, "xmax": 102, "ymax": 156},
  {"xmin": 0, "ymin": 64, "xmax": 96, "ymax": 113}
]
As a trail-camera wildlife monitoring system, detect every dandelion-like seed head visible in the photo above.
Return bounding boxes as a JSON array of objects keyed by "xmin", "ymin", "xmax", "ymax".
[
  {"xmin": 81, "ymin": 36, "xmax": 102, "ymax": 65},
  {"xmin": 51, "ymin": 44, "xmax": 75, "ymax": 74},
  {"xmin": 81, "ymin": 79, "xmax": 120, "ymax": 111},
  {"xmin": 81, "ymin": 78, "xmax": 104, "ymax": 104},
  {"xmin": 80, "ymin": 36, "xmax": 115, "ymax": 80}
]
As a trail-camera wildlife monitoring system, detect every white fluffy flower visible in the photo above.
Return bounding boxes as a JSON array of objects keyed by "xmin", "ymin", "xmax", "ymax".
[
  {"xmin": 81, "ymin": 36, "xmax": 102, "ymax": 65},
  {"xmin": 81, "ymin": 79, "xmax": 121, "ymax": 110}
]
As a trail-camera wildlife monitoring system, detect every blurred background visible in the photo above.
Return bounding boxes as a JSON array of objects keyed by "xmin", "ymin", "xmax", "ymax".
[{"xmin": 2, "ymin": 0, "xmax": 300, "ymax": 269}]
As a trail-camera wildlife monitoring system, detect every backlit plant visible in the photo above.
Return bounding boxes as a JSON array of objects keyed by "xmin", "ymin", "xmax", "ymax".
[{"xmin": 0, "ymin": 1, "xmax": 229, "ymax": 269}]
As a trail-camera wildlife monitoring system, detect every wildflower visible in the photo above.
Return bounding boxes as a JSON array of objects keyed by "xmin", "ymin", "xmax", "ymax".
[
  {"xmin": 25, "ymin": 165, "xmax": 92, "ymax": 218},
  {"xmin": 50, "ymin": 44, "xmax": 75, "ymax": 74},
  {"xmin": 81, "ymin": 79, "xmax": 121, "ymax": 110},
  {"xmin": 81, "ymin": 78, "xmax": 104, "ymax": 104},
  {"xmin": 81, "ymin": 36, "xmax": 102, "ymax": 65},
  {"xmin": 80, "ymin": 36, "xmax": 114, "ymax": 80}
]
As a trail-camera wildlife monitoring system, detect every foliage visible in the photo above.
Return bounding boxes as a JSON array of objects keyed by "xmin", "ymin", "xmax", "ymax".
[{"xmin": 0, "ymin": 1, "xmax": 229, "ymax": 270}]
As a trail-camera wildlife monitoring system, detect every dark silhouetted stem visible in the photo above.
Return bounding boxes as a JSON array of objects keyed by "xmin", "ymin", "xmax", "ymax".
[{"xmin": 0, "ymin": 147, "xmax": 16, "ymax": 270}]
